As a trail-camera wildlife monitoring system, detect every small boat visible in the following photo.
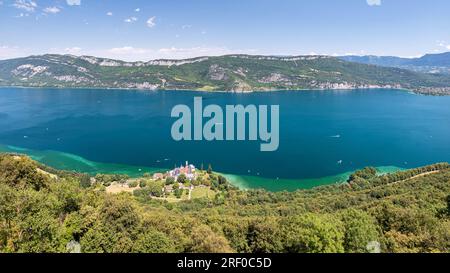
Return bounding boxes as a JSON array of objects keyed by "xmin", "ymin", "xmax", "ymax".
[
  {"xmin": 331, "ymin": 135, "xmax": 341, "ymax": 138},
  {"xmin": 337, "ymin": 160, "xmax": 343, "ymax": 165}
]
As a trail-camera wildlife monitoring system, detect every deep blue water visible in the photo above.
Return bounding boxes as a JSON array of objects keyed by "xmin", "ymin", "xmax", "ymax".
[{"xmin": 0, "ymin": 87, "xmax": 449, "ymax": 187}]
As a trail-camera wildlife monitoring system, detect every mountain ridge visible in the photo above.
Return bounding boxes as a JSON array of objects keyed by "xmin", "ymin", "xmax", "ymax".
[
  {"xmin": 340, "ymin": 52, "xmax": 450, "ymax": 74},
  {"xmin": 1, "ymin": 53, "xmax": 450, "ymax": 95}
]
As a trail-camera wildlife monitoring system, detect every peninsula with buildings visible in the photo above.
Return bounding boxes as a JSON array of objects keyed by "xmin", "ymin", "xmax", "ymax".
[{"xmin": 99, "ymin": 161, "xmax": 223, "ymax": 202}]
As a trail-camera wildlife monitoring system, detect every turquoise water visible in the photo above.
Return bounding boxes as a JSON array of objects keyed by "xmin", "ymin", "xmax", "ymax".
[
  {"xmin": 0, "ymin": 88, "xmax": 449, "ymax": 191},
  {"xmin": 0, "ymin": 144, "xmax": 165, "ymax": 177}
]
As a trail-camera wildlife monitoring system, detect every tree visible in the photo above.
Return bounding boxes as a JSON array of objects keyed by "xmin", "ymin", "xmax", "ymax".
[
  {"xmin": 0, "ymin": 185, "xmax": 64, "ymax": 252},
  {"xmin": 177, "ymin": 174, "xmax": 187, "ymax": 184},
  {"xmin": 447, "ymin": 195, "xmax": 450, "ymax": 216},
  {"xmin": 133, "ymin": 229, "xmax": 175, "ymax": 253},
  {"xmin": 174, "ymin": 188, "xmax": 183, "ymax": 199},
  {"xmin": 192, "ymin": 177, "xmax": 201, "ymax": 186},
  {"xmin": 128, "ymin": 181, "xmax": 138, "ymax": 188},
  {"xmin": 50, "ymin": 179, "xmax": 82, "ymax": 214},
  {"xmin": 0, "ymin": 155, "xmax": 48, "ymax": 190},
  {"xmin": 218, "ymin": 175, "xmax": 227, "ymax": 185},
  {"xmin": 139, "ymin": 180, "xmax": 147, "ymax": 188},
  {"xmin": 347, "ymin": 167, "xmax": 377, "ymax": 183},
  {"xmin": 100, "ymin": 195, "xmax": 139, "ymax": 232},
  {"xmin": 165, "ymin": 177, "xmax": 175, "ymax": 185},
  {"xmin": 118, "ymin": 177, "xmax": 127, "ymax": 187},
  {"xmin": 340, "ymin": 209, "xmax": 379, "ymax": 253},
  {"xmin": 247, "ymin": 218, "xmax": 283, "ymax": 253},
  {"xmin": 281, "ymin": 214, "xmax": 345, "ymax": 253},
  {"xmin": 207, "ymin": 164, "xmax": 213, "ymax": 174},
  {"xmin": 188, "ymin": 225, "xmax": 233, "ymax": 253},
  {"xmin": 147, "ymin": 181, "xmax": 163, "ymax": 197},
  {"xmin": 80, "ymin": 223, "xmax": 115, "ymax": 253},
  {"xmin": 79, "ymin": 174, "xmax": 91, "ymax": 189}
]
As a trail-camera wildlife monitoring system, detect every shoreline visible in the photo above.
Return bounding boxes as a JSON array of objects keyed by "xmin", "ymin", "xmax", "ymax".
[
  {"xmin": 0, "ymin": 85, "xmax": 416, "ymax": 95},
  {"xmin": 0, "ymin": 144, "xmax": 405, "ymax": 192}
]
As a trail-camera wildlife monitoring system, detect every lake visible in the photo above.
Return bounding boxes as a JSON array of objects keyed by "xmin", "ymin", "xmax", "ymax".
[{"xmin": 1, "ymin": 87, "xmax": 449, "ymax": 191}]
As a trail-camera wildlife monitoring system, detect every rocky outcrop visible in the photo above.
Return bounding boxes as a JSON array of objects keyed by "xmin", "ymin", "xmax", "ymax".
[
  {"xmin": 208, "ymin": 64, "xmax": 229, "ymax": 81},
  {"xmin": 12, "ymin": 64, "xmax": 48, "ymax": 78}
]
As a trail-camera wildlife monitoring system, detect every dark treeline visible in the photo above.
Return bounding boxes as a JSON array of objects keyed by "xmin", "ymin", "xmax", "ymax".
[{"xmin": 0, "ymin": 154, "xmax": 449, "ymax": 253}]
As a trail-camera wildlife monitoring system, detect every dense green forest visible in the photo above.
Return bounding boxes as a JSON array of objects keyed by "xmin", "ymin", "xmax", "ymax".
[{"xmin": 0, "ymin": 153, "xmax": 449, "ymax": 253}]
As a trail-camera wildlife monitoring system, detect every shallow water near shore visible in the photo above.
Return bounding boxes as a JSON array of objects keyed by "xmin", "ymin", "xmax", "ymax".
[
  {"xmin": 0, "ymin": 144, "xmax": 402, "ymax": 191},
  {"xmin": 0, "ymin": 87, "xmax": 449, "ymax": 191}
]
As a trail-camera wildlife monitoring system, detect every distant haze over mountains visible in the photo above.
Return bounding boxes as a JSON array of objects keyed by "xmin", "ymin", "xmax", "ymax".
[
  {"xmin": 339, "ymin": 52, "xmax": 450, "ymax": 74},
  {"xmin": 0, "ymin": 53, "xmax": 449, "ymax": 95}
]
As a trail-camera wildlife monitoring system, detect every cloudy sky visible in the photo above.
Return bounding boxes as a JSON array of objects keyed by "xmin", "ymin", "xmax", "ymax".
[{"xmin": 0, "ymin": 0, "xmax": 450, "ymax": 61}]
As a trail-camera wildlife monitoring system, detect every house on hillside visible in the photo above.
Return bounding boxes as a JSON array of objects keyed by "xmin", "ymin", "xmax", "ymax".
[
  {"xmin": 167, "ymin": 161, "xmax": 197, "ymax": 181},
  {"xmin": 153, "ymin": 173, "xmax": 164, "ymax": 180}
]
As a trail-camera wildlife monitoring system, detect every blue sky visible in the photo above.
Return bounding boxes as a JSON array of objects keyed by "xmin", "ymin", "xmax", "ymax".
[{"xmin": 1, "ymin": 0, "xmax": 450, "ymax": 61}]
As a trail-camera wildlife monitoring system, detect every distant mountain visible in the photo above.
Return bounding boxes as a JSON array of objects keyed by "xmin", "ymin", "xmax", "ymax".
[
  {"xmin": 340, "ymin": 52, "xmax": 450, "ymax": 74},
  {"xmin": 0, "ymin": 54, "xmax": 449, "ymax": 95},
  {"xmin": 414, "ymin": 52, "xmax": 450, "ymax": 67}
]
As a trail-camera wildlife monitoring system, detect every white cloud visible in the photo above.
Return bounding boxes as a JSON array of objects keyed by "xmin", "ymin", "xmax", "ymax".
[
  {"xmin": 366, "ymin": 0, "xmax": 381, "ymax": 6},
  {"xmin": 182, "ymin": 24, "xmax": 192, "ymax": 29},
  {"xmin": 0, "ymin": 45, "xmax": 28, "ymax": 59},
  {"xmin": 104, "ymin": 46, "xmax": 258, "ymax": 61},
  {"xmin": 13, "ymin": 0, "xmax": 37, "ymax": 12},
  {"xmin": 44, "ymin": 6, "xmax": 61, "ymax": 14},
  {"xmin": 135, "ymin": 8, "xmax": 140, "ymax": 12},
  {"xmin": 437, "ymin": 41, "xmax": 450, "ymax": 51},
  {"xmin": 106, "ymin": 11, "xmax": 113, "ymax": 16},
  {"xmin": 124, "ymin": 17, "xmax": 138, "ymax": 23},
  {"xmin": 107, "ymin": 46, "xmax": 151, "ymax": 55},
  {"xmin": 15, "ymin": 12, "xmax": 30, "ymax": 18},
  {"xmin": 1, "ymin": 44, "xmax": 259, "ymax": 62},
  {"xmin": 146, "ymin": 16, "xmax": 156, "ymax": 28},
  {"xmin": 157, "ymin": 47, "xmax": 259, "ymax": 59},
  {"xmin": 66, "ymin": 0, "xmax": 81, "ymax": 6},
  {"xmin": 64, "ymin": 47, "xmax": 82, "ymax": 54}
]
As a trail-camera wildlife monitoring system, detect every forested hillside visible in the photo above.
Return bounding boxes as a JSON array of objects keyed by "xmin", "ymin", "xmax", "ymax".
[
  {"xmin": 1, "ymin": 54, "xmax": 450, "ymax": 95},
  {"xmin": 0, "ymin": 154, "xmax": 449, "ymax": 253}
]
